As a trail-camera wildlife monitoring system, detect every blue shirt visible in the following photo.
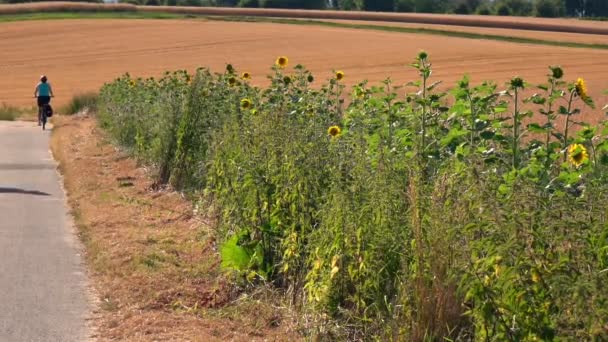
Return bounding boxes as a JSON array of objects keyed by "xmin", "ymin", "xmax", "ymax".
[{"xmin": 37, "ymin": 82, "xmax": 52, "ymax": 97}]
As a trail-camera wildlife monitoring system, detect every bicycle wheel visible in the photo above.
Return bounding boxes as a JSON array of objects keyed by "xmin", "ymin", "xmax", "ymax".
[{"xmin": 41, "ymin": 105, "xmax": 47, "ymax": 130}]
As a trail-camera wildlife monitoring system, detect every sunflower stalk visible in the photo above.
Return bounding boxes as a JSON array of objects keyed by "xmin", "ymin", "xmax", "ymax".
[{"xmin": 563, "ymin": 90, "xmax": 575, "ymax": 162}]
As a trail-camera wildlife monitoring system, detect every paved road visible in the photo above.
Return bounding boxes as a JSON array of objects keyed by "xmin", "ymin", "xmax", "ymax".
[{"xmin": 0, "ymin": 122, "xmax": 90, "ymax": 342}]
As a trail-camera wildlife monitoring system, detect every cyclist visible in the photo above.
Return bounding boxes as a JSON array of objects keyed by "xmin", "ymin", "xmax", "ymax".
[{"xmin": 34, "ymin": 75, "xmax": 54, "ymax": 126}]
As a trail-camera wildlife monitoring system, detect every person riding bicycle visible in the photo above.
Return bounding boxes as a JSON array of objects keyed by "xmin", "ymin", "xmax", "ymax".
[{"xmin": 34, "ymin": 75, "xmax": 54, "ymax": 126}]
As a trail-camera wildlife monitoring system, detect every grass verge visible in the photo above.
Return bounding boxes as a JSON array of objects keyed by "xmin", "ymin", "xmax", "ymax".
[
  {"xmin": 61, "ymin": 92, "xmax": 99, "ymax": 115},
  {"xmin": 0, "ymin": 103, "xmax": 37, "ymax": 121},
  {"xmin": 50, "ymin": 114, "xmax": 298, "ymax": 341}
]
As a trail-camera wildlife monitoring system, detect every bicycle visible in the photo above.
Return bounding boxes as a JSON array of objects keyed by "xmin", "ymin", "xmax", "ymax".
[
  {"xmin": 38, "ymin": 104, "xmax": 48, "ymax": 130},
  {"xmin": 36, "ymin": 96, "xmax": 53, "ymax": 131}
]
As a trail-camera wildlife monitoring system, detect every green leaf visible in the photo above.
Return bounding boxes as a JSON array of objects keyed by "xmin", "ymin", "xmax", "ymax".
[
  {"xmin": 220, "ymin": 234, "xmax": 252, "ymax": 272},
  {"xmin": 527, "ymin": 123, "xmax": 548, "ymax": 133},
  {"xmin": 494, "ymin": 104, "xmax": 508, "ymax": 113},
  {"xmin": 440, "ymin": 127, "xmax": 468, "ymax": 147}
]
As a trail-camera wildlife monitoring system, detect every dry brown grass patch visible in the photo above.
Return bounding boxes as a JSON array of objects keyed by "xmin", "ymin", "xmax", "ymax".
[{"xmin": 51, "ymin": 114, "xmax": 298, "ymax": 341}]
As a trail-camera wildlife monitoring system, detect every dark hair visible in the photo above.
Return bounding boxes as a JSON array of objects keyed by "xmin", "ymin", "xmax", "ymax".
[{"xmin": 41, "ymin": 76, "xmax": 47, "ymax": 83}]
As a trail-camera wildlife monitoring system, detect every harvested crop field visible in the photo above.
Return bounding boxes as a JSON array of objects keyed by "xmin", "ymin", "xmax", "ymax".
[
  {"xmin": 318, "ymin": 19, "xmax": 608, "ymax": 45},
  {"xmin": 1, "ymin": 18, "xmax": 607, "ymax": 118}
]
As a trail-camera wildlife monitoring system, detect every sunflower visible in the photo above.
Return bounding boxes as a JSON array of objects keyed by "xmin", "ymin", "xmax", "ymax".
[
  {"xmin": 129, "ymin": 79, "xmax": 136, "ymax": 88},
  {"xmin": 241, "ymin": 72, "xmax": 251, "ymax": 80},
  {"xmin": 276, "ymin": 56, "xmax": 289, "ymax": 69},
  {"xmin": 575, "ymin": 78, "xmax": 588, "ymax": 100},
  {"xmin": 240, "ymin": 98, "xmax": 252, "ymax": 110},
  {"xmin": 567, "ymin": 143, "xmax": 589, "ymax": 167},
  {"xmin": 228, "ymin": 76, "xmax": 237, "ymax": 87},
  {"xmin": 335, "ymin": 71, "xmax": 345, "ymax": 81},
  {"xmin": 327, "ymin": 125, "xmax": 341, "ymax": 137}
]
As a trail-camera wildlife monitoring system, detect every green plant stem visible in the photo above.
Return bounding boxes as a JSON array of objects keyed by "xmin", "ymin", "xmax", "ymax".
[
  {"xmin": 563, "ymin": 91, "xmax": 575, "ymax": 161},
  {"xmin": 468, "ymin": 93, "xmax": 476, "ymax": 147},
  {"xmin": 545, "ymin": 79, "xmax": 555, "ymax": 158},
  {"xmin": 513, "ymin": 87, "xmax": 520, "ymax": 169}
]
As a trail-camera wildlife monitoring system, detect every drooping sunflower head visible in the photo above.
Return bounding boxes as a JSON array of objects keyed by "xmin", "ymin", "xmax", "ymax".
[
  {"xmin": 568, "ymin": 143, "xmax": 589, "ymax": 167},
  {"xmin": 276, "ymin": 56, "xmax": 289, "ymax": 69},
  {"xmin": 307, "ymin": 74, "xmax": 314, "ymax": 83},
  {"xmin": 327, "ymin": 125, "xmax": 341, "ymax": 137},
  {"xmin": 240, "ymin": 98, "xmax": 252, "ymax": 110},
  {"xmin": 283, "ymin": 76, "xmax": 291, "ymax": 85},
  {"xmin": 241, "ymin": 72, "xmax": 251, "ymax": 80},
  {"xmin": 228, "ymin": 76, "xmax": 237, "ymax": 87},
  {"xmin": 336, "ymin": 71, "xmax": 345, "ymax": 81},
  {"xmin": 510, "ymin": 77, "xmax": 525, "ymax": 89},
  {"xmin": 575, "ymin": 78, "xmax": 588, "ymax": 100},
  {"xmin": 550, "ymin": 66, "xmax": 563, "ymax": 80},
  {"xmin": 418, "ymin": 50, "xmax": 428, "ymax": 61}
]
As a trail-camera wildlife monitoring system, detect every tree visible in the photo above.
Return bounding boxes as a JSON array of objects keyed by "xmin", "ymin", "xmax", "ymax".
[
  {"xmin": 414, "ymin": 0, "xmax": 448, "ymax": 13},
  {"xmin": 453, "ymin": 2, "xmax": 470, "ymax": 14},
  {"xmin": 497, "ymin": 3, "xmax": 511, "ymax": 15},
  {"xmin": 535, "ymin": 0, "xmax": 564, "ymax": 17},
  {"xmin": 497, "ymin": 0, "xmax": 534, "ymax": 16},
  {"xmin": 587, "ymin": 0, "xmax": 608, "ymax": 17},
  {"xmin": 362, "ymin": 0, "xmax": 394, "ymax": 11},
  {"xmin": 395, "ymin": 0, "xmax": 415, "ymax": 12},
  {"xmin": 261, "ymin": 0, "xmax": 326, "ymax": 9},
  {"xmin": 565, "ymin": 0, "xmax": 585, "ymax": 16},
  {"xmin": 336, "ymin": 0, "xmax": 363, "ymax": 10}
]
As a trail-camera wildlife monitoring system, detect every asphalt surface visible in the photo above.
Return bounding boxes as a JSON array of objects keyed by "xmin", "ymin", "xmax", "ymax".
[{"xmin": 0, "ymin": 121, "xmax": 90, "ymax": 342}]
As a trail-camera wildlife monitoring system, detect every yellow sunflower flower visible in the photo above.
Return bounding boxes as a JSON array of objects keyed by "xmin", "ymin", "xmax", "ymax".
[
  {"xmin": 336, "ymin": 70, "xmax": 345, "ymax": 81},
  {"xmin": 327, "ymin": 125, "xmax": 341, "ymax": 137},
  {"xmin": 276, "ymin": 56, "xmax": 289, "ymax": 69},
  {"xmin": 567, "ymin": 143, "xmax": 589, "ymax": 167},
  {"xmin": 129, "ymin": 79, "xmax": 136, "ymax": 88},
  {"xmin": 575, "ymin": 78, "xmax": 588, "ymax": 100},
  {"xmin": 240, "ymin": 98, "xmax": 252, "ymax": 110},
  {"xmin": 531, "ymin": 271, "xmax": 540, "ymax": 283},
  {"xmin": 241, "ymin": 72, "xmax": 251, "ymax": 80}
]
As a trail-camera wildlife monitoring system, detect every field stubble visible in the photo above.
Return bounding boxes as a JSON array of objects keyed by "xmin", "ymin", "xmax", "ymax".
[{"xmin": 0, "ymin": 18, "xmax": 607, "ymax": 122}]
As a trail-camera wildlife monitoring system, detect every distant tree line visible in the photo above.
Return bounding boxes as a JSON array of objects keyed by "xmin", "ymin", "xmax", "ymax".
[{"xmin": 1, "ymin": 0, "xmax": 607, "ymax": 18}]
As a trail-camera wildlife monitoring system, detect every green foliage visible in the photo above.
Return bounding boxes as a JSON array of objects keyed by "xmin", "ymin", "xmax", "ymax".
[
  {"xmin": 237, "ymin": 0, "xmax": 259, "ymax": 7},
  {"xmin": 536, "ymin": 0, "xmax": 565, "ymax": 17},
  {"xmin": 62, "ymin": 92, "xmax": 98, "ymax": 115},
  {"xmin": 261, "ymin": 0, "xmax": 326, "ymax": 9},
  {"xmin": 98, "ymin": 54, "xmax": 608, "ymax": 340},
  {"xmin": 395, "ymin": 0, "xmax": 415, "ymax": 11},
  {"xmin": 496, "ymin": 3, "xmax": 511, "ymax": 15},
  {"xmin": 362, "ymin": 0, "xmax": 394, "ymax": 11}
]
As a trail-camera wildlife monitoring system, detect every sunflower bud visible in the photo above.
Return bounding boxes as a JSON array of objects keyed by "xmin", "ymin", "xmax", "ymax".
[
  {"xmin": 510, "ymin": 77, "xmax": 524, "ymax": 89},
  {"xmin": 550, "ymin": 66, "xmax": 564, "ymax": 79},
  {"xmin": 418, "ymin": 51, "xmax": 428, "ymax": 61}
]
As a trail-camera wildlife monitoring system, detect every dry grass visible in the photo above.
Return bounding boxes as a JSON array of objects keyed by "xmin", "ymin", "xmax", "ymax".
[{"xmin": 50, "ymin": 114, "xmax": 299, "ymax": 341}]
